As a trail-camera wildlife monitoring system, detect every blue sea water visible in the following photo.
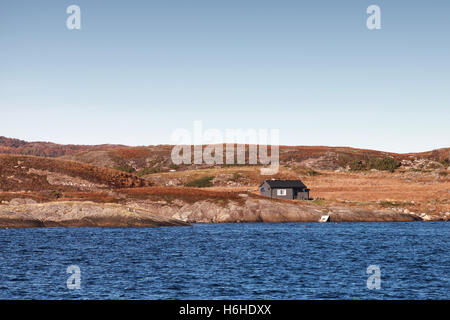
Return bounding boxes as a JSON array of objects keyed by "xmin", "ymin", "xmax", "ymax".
[{"xmin": 0, "ymin": 222, "xmax": 448, "ymax": 300}]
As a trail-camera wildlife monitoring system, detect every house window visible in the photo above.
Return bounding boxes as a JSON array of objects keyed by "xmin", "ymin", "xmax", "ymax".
[{"xmin": 277, "ymin": 189, "xmax": 287, "ymax": 196}]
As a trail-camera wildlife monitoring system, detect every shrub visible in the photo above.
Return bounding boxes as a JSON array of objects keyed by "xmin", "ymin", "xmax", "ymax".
[
  {"xmin": 222, "ymin": 163, "xmax": 259, "ymax": 168},
  {"xmin": 136, "ymin": 167, "xmax": 160, "ymax": 176},
  {"xmin": 349, "ymin": 160, "xmax": 366, "ymax": 171},
  {"xmin": 439, "ymin": 158, "xmax": 450, "ymax": 166},
  {"xmin": 113, "ymin": 165, "xmax": 135, "ymax": 173},
  {"xmin": 44, "ymin": 190, "xmax": 62, "ymax": 199},
  {"xmin": 185, "ymin": 176, "xmax": 214, "ymax": 188},
  {"xmin": 379, "ymin": 201, "xmax": 401, "ymax": 207},
  {"xmin": 230, "ymin": 172, "xmax": 241, "ymax": 181},
  {"xmin": 350, "ymin": 157, "xmax": 400, "ymax": 173},
  {"xmin": 306, "ymin": 169, "xmax": 321, "ymax": 176},
  {"xmin": 311, "ymin": 199, "xmax": 325, "ymax": 206},
  {"xmin": 367, "ymin": 157, "xmax": 401, "ymax": 172}
]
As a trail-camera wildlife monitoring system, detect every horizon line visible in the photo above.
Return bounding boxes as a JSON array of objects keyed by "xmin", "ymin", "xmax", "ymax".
[{"xmin": 1, "ymin": 135, "xmax": 448, "ymax": 155}]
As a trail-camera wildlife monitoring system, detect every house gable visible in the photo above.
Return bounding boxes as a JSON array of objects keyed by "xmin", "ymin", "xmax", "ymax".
[{"xmin": 260, "ymin": 179, "xmax": 310, "ymax": 200}]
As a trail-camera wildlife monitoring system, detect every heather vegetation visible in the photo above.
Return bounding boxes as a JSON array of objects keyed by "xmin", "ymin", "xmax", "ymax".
[
  {"xmin": 379, "ymin": 201, "xmax": 402, "ymax": 208},
  {"xmin": 136, "ymin": 167, "xmax": 161, "ymax": 176},
  {"xmin": 1, "ymin": 136, "xmax": 448, "ymax": 175},
  {"xmin": 367, "ymin": 157, "xmax": 401, "ymax": 172},
  {"xmin": 0, "ymin": 154, "xmax": 149, "ymax": 192},
  {"xmin": 306, "ymin": 169, "xmax": 321, "ymax": 176},
  {"xmin": 231, "ymin": 172, "xmax": 241, "ymax": 181},
  {"xmin": 185, "ymin": 176, "xmax": 214, "ymax": 188},
  {"xmin": 113, "ymin": 165, "xmax": 136, "ymax": 173},
  {"xmin": 439, "ymin": 158, "xmax": 450, "ymax": 166},
  {"xmin": 0, "ymin": 137, "xmax": 448, "ymax": 223},
  {"xmin": 349, "ymin": 157, "xmax": 401, "ymax": 173}
]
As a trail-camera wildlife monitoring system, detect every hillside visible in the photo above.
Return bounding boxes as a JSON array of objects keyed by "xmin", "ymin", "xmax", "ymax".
[
  {"xmin": 0, "ymin": 136, "xmax": 114, "ymax": 157},
  {"xmin": 1, "ymin": 136, "xmax": 448, "ymax": 173},
  {"xmin": 0, "ymin": 154, "xmax": 150, "ymax": 193},
  {"xmin": 0, "ymin": 137, "xmax": 448, "ymax": 226}
]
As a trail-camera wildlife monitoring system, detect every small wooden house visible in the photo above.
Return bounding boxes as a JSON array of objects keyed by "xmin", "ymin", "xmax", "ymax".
[{"xmin": 259, "ymin": 179, "xmax": 310, "ymax": 200}]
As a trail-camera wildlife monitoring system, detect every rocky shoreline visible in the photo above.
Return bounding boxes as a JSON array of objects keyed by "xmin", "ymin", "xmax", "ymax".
[
  {"xmin": 1, "ymin": 196, "xmax": 443, "ymax": 228},
  {"xmin": 0, "ymin": 201, "xmax": 190, "ymax": 228},
  {"xmin": 126, "ymin": 197, "xmax": 427, "ymax": 224}
]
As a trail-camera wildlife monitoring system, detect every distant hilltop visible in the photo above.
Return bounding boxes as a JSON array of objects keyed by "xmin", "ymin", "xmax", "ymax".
[{"xmin": 0, "ymin": 136, "xmax": 448, "ymax": 173}]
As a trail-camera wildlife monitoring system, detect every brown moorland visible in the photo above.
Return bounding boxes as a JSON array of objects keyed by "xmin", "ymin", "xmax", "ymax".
[
  {"xmin": 0, "ymin": 137, "xmax": 448, "ymax": 226},
  {"xmin": 0, "ymin": 154, "xmax": 150, "ymax": 192},
  {"xmin": 1, "ymin": 136, "xmax": 448, "ymax": 173}
]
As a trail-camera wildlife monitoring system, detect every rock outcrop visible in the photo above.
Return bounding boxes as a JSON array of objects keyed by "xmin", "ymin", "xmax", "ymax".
[
  {"xmin": 0, "ymin": 201, "xmax": 190, "ymax": 228},
  {"xmin": 0, "ymin": 195, "xmax": 434, "ymax": 228},
  {"xmin": 127, "ymin": 197, "xmax": 424, "ymax": 223}
]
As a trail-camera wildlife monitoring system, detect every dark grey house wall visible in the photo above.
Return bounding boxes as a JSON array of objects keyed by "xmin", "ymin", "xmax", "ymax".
[
  {"xmin": 259, "ymin": 181, "xmax": 272, "ymax": 197},
  {"xmin": 270, "ymin": 188, "xmax": 294, "ymax": 200},
  {"xmin": 260, "ymin": 181, "xmax": 310, "ymax": 200},
  {"xmin": 260, "ymin": 182, "xmax": 296, "ymax": 200},
  {"xmin": 296, "ymin": 190, "xmax": 309, "ymax": 200}
]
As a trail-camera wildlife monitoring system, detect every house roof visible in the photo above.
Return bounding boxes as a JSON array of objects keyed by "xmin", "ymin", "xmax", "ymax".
[{"xmin": 260, "ymin": 179, "xmax": 307, "ymax": 189}]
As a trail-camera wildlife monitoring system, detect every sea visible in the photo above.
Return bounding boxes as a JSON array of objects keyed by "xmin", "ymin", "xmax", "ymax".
[{"xmin": 0, "ymin": 222, "xmax": 448, "ymax": 299}]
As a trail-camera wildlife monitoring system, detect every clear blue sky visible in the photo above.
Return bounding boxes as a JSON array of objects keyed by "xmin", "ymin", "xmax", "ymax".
[{"xmin": 1, "ymin": 0, "xmax": 449, "ymax": 152}]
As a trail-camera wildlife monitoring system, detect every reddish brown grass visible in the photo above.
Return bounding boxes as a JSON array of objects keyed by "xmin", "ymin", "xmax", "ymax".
[
  {"xmin": 110, "ymin": 147, "xmax": 152, "ymax": 160},
  {"xmin": 0, "ymin": 154, "xmax": 149, "ymax": 191},
  {"xmin": 118, "ymin": 186, "xmax": 242, "ymax": 203},
  {"xmin": 58, "ymin": 192, "xmax": 120, "ymax": 203}
]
